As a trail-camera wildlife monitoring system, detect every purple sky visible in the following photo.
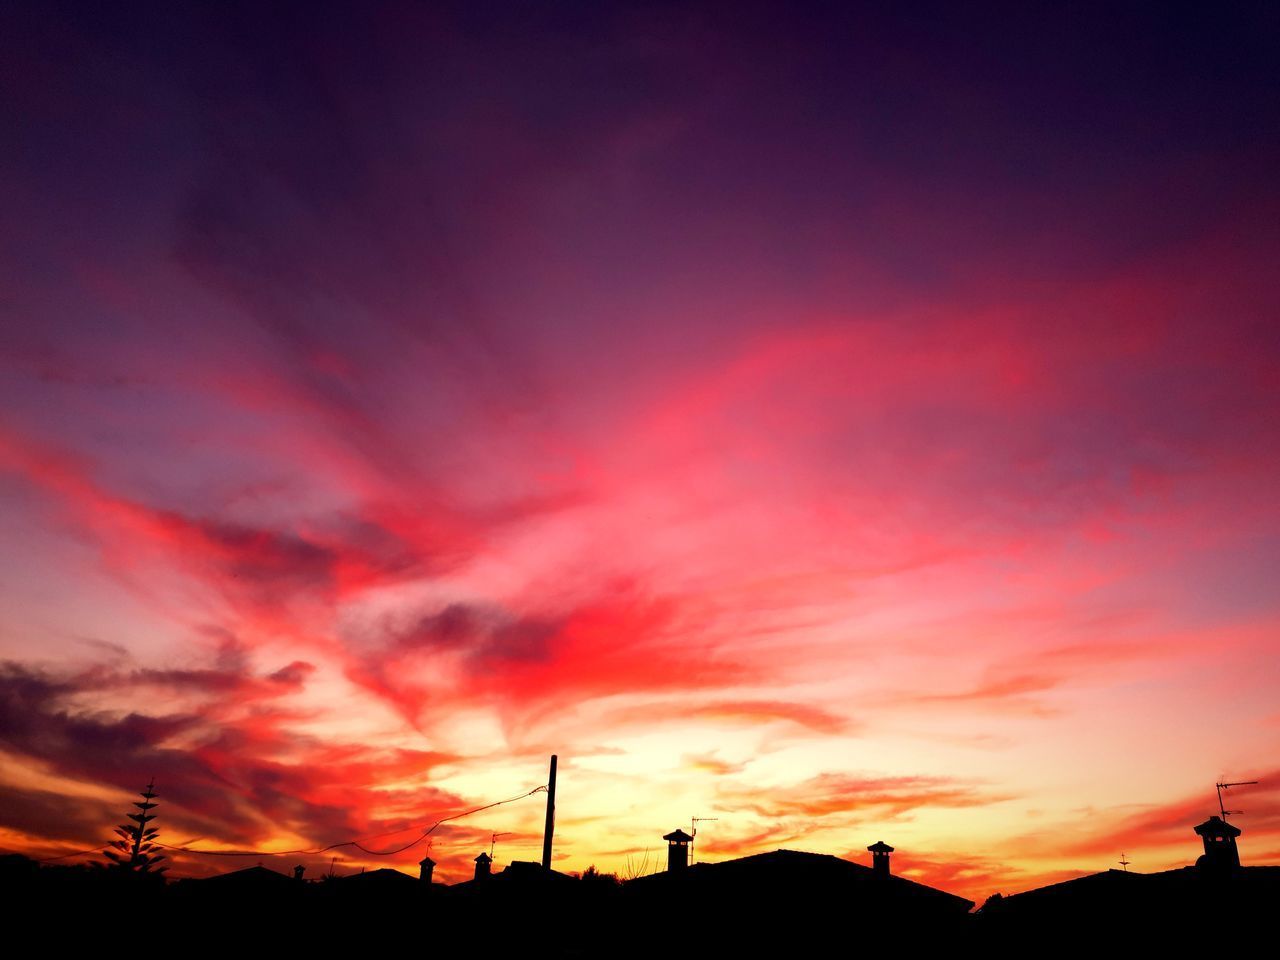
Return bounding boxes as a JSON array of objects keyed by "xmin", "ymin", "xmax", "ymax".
[{"xmin": 2, "ymin": 2, "xmax": 1278, "ymax": 898}]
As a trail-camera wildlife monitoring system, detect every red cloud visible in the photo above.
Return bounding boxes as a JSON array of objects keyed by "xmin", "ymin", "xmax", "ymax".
[
  {"xmin": 715, "ymin": 772, "xmax": 1011, "ymax": 822},
  {"xmin": 611, "ymin": 698, "xmax": 851, "ymax": 735},
  {"xmin": 1050, "ymin": 775, "xmax": 1280, "ymax": 863}
]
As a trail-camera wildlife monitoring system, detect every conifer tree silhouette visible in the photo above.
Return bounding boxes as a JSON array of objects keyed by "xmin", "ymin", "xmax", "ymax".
[{"xmin": 103, "ymin": 780, "xmax": 167, "ymax": 875}]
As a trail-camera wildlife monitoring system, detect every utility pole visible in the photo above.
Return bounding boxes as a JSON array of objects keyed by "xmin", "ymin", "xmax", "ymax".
[{"xmin": 541, "ymin": 754, "xmax": 557, "ymax": 870}]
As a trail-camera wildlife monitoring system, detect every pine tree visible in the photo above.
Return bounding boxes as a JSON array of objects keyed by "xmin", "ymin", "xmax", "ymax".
[{"xmin": 102, "ymin": 779, "xmax": 167, "ymax": 875}]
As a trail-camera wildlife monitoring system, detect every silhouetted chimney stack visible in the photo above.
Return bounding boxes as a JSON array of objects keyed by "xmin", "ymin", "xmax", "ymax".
[
  {"xmin": 663, "ymin": 829, "xmax": 693, "ymax": 872},
  {"xmin": 1194, "ymin": 816, "xmax": 1241, "ymax": 872},
  {"xmin": 868, "ymin": 840, "xmax": 894, "ymax": 877},
  {"xmin": 474, "ymin": 851, "xmax": 492, "ymax": 880},
  {"xmin": 419, "ymin": 855, "xmax": 436, "ymax": 885},
  {"xmin": 293, "ymin": 864, "xmax": 305, "ymax": 881}
]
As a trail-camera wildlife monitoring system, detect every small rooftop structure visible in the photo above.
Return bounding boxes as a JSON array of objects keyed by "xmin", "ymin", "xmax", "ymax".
[
  {"xmin": 663, "ymin": 829, "xmax": 693, "ymax": 872},
  {"xmin": 867, "ymin": 840, "xmax": 894, "ymax": 877},
  {"xmin": 1194, "ymin": 815, "xmax": 1241, "ymax": 871}
]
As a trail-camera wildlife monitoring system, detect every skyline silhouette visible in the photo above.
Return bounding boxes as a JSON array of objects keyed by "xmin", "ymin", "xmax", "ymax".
[
  {"xmin": 4, "ymin": 780, "xmax": 1275, "ymax": 952},
  {"xmin": 10, "ymin": 768, "xmax": 1272, "ymax": 909}
]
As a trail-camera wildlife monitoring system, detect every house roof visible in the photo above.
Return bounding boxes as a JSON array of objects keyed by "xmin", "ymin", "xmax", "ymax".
[
  {"xmin": 982, "ymin": 864, "xmax": 1280, "ymax": 922},
  {"xmin": 340, "ymin": 867, "xmax": 417, "ymax": 887},
  {"xmin": 626, "ymin": 848, "xmax": 972, "ymax": 914},
  {"xmin": 190, "ymin": 865, "xmax": 296, "ymax": 887},
  {"xmin": 448, "ymin": 861, "xmax": 578, "ymax": 894},
  {"xmin": 987, "ymin": 867, "xmax": 1144, "ymax": 905}
]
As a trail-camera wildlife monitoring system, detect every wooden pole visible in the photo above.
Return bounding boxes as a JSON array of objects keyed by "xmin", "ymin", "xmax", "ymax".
[{"xmin": 541, "ymin": 754, "xmax": 557, "ymax": 870}]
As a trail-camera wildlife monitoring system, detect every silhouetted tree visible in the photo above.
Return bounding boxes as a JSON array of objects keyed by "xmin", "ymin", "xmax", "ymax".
[
  {"xmin": 976, "ymin": 892, "xmax": 1004, "ymax": 915},
  {"xmin": 578, "ymin": 864, "xmax": 620, "ymax": 887},
  {"xmin": 623, "ymin": 849, "xmax": 658, "ymax": 880},
  {"xmin": 102, "ymin": 780, "xmax": 166, "ymax": 876}
]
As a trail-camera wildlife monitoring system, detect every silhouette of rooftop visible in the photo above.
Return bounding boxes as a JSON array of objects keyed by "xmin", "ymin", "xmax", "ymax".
[
  {"xmin": 627, "ymin": 847, "xmax": 973, "ymax": 915},
  {"xmin": 186, "ymin": 864, "xmax": 296, "ymax": 888},
  {"xmin": 338, "ymin": 867, "xmax": 418, "ymax": 888}
]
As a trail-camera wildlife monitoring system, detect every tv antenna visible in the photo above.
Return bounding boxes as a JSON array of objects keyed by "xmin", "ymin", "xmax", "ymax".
[
  {"xmin": 1216, "ymin": 780, "xmax": 1259, "ymax": 821},
  {"xmin": 1118, "ymin": 853, "xmax": 1130, "ymax": 872},
  {"xmin": 690, "ymin": 817, "xmax": 718, "ymax": 865},
  {"xmin": 490, "ymin": 832, "xmax": 512, "ymax": 860}
]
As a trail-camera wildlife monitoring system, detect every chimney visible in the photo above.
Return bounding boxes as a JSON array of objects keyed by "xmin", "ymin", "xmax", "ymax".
[
  {"xmin": 1194, "ymin": 816, "xmax": 1241, "ymax": 873},
  {"xmin": 474, "ymin": 851, "xmax": 492, "ymax": 881},
  {"xmin": 663, "ymin": 829, "xmax": 693, "ymax": 873},
  {"xmin": 867, "ymin": 840, "xmax": 894, "ymax": 877},
  {"xmin": 292, "ymin": 865, "xmax": 305, "ymax": 882},
  {"xmin": 419, "ymin": 855, "xmax": 436, "ymax": 885}
]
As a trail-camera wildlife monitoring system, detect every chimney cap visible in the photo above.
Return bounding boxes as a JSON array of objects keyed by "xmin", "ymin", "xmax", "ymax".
[
  {"xmin": 475, "ymin": 852, "xmax": 492, "ymax": 863},
  {"xmin": 419, "ymin": 855, "xmax": 436, "ymax": 867},
  {"xmin": 663, "ymin": 829, "xmax": 693, "ymax": 843},
  {"xmin": 1194, "ymin": 816, "xmax": 1241, "ymax": 839},
  {"xmin": 867, "ymin": 840, "xmax": 895, "ymax": 853}
]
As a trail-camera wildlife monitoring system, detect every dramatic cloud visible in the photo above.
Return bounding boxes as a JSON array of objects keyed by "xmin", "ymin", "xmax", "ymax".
[
  {"xmin": 1, "ymin": 2, "xmax": 1277, "ymax": 896},
  {"xmin": 714, "ymin": 772, "xmax": 1007, "ymax": 823}
]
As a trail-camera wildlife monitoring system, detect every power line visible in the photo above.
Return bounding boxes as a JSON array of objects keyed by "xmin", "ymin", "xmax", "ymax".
[
  {"xmin": 36, "ymin": 844, "xmax": 109, "ymax": 863},
  {"xmin": 157, "ymin": 784, "xmax": 548, "ymax": 858}
]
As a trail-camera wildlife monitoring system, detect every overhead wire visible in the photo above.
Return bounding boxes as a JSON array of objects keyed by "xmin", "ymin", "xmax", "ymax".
[
  {"xmin": 156, "ymin": 783, "xmax": 548, "ymax": 858},
  {"xmin": 36, "ymin": 844, "xmax": 109, "ymax": 863}
]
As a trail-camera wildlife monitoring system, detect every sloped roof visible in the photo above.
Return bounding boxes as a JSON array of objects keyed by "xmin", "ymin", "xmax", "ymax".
[
  {"xmin": 340, "ymin": 867, "xmax": 418, "ymax": 887},
  {"xmin": 982, "ymin": 864, "xmax": 1280, "ymax": 924},
  {"xmin": 987, "ymin": 867, "xmax": 1144, "ymax": 906},
  {"xmin": 449, "ymin": 860, "xmax": 578, "ymax": 894},
  {"xmin": 626, "ymin": 848, "xmax": 972, "ymax": 914},
  {"xmin": 191, "ymin": 865, "xmax": 295, "ymax": 887}
]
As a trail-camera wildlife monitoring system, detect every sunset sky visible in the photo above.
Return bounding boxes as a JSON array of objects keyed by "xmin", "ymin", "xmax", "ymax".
[{"xmin": 1, "ymin": 2, "xmax": 1278, "ymax": 903}]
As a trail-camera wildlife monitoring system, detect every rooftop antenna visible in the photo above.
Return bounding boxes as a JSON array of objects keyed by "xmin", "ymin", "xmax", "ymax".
[
  {"xmin": 690, "ymin": 817, "xmax": 718, "ymax": 866},
  {"xmin": 1118, "ymin": 853, "xmax": 1130, "ymax": 872},
  {"xmin": 490, "ymin": 832, "xmax": 512, "ymax": 860},
  {"xmin": 1216, "ymin": 780, "xmax": 1259, "ymax": 821}
]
